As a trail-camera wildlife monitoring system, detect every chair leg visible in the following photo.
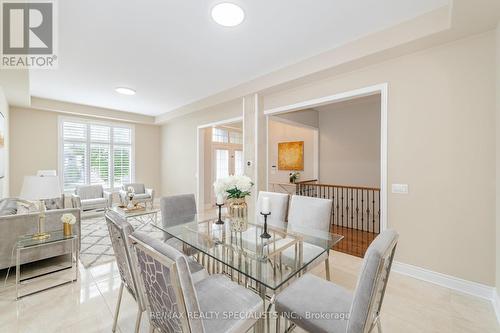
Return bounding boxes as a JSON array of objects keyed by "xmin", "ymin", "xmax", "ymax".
[
  {"xmin": 134, "ymin": 307, "xmax": 143, "ymax": 333},
  {"xmin": 324, "ymin": 258, "xmax": 331, "ymax": 281},
  {"xmin": 112, "ymin": 282, "xmax": 124, "ymax": 332},
  {"xmin": 276, "ymin": 314, "xmax": 281, "ymax": 333}
]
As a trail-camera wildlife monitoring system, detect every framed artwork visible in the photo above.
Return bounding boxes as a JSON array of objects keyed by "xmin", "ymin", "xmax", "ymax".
[
  {"xmin": 0, "ymin": 112, "xmax": 4, "ymax": 179},
  {"xmin": 278, "ymin": 141, "xmax": 304, "ymax": 171}
]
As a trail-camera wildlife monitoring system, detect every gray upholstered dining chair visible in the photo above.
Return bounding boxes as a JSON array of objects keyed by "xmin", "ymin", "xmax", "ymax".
[
  {"xmin": 275, "ymin": 229, "xmax": 399, "ymax": 333},
  {"xmin": 255, "ymin": 191, "xmax": 289, "ymax": 229},
  {"xmin": 105, "ymin": 211, "xmax": 208, "ymax": 333},
  {"xmin": 160, "ymin": 194, "xmax": 199, "ymax": 253},
  {"xmin": 130, "ymin": 230, "xmax": 264, "ymax": 333},
  {"xmin": 271, "ymin": 195, "xmax": 334, "ymax": 280},
  {"xmin": 105, "ymin": 210, "xmax": 146, "ymax": 333}
]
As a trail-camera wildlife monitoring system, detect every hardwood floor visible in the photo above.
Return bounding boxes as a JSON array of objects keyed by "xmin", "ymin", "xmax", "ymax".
[{"xmin": 331, "ymin": 224, "xmax": 378, "ymax": 257}]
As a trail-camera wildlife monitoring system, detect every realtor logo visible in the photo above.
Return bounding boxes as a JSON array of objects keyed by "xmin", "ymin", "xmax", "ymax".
[{"xmin": 1, "ymin": 0, "xmax": 58, "ymax": 68}]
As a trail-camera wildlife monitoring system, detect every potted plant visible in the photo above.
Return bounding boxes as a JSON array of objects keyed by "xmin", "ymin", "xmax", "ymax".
[
  {"xmin": 214, "ymin": 175, "xmax": 253, "ymax": 230},
  {"xmin": 61, "ymin": 213, "xmax": 76, "ymax": 236},
  {"xmin": 289, "ymin": 171, "xmax": 300, "ymax": 184}
]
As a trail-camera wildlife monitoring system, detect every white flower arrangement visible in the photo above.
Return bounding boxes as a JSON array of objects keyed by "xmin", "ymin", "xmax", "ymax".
[
  {"xmin": 213, "ymin": 175, "xmax": 253, "ymax": 199},
  {"xmin": 127, "ymin": 186, "xmax": 135, "ymax": 194},
  {"xmin": 61, "ymin": 213, "xmax": 76, "ymax": 225}
]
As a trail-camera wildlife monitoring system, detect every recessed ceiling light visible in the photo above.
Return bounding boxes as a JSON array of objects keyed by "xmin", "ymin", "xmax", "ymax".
[
  {"xmin": 115, "ymin": 87, "xmax": 136, "ymax": 95},
  {"xmin": 211, "ymin": 3, "xmax": 245, "ymax": 27}
]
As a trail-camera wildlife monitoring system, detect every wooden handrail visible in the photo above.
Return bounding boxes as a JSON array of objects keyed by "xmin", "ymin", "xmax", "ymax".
[
  {"xmin": 295, "ymin": 179, "xmax": 318, "ymax": 184},
  {"xmin": 295, "ymin": 180, "xmax": 380, "ymax": 191}
]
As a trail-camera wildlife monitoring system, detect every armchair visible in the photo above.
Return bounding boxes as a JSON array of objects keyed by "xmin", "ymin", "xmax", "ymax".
[
  {"xmin": 118, "ymin": 183, "xmax": 154, "ymax": 208},
  {"xmin": 72, "ymin": 185, "xmax": 112, "ymax": 212}
]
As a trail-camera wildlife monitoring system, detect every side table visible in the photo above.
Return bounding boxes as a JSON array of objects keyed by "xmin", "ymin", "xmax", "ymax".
[{"xmin": 16, "ymin": 230, "xmax": 79, "ymax": 300}]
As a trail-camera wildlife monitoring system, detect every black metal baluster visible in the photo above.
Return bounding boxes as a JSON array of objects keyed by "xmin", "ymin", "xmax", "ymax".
[
  {"xmin": 361, "ymin": 189, "xmax": 364, "ymax": 232},
  {"xmin": 372, "ymin": 189, "xmax": 375, "ymax": 234},
  {"xmin": 341, "ymin": 188, "xmax": 344, "ymax": 227},
  {"xmin": 378, "ymin": 190, "xmax": 381, "ymax": 234},
  {"xmin": 356, "ymin": 189, "xmax": 359, "ymax": 232}
]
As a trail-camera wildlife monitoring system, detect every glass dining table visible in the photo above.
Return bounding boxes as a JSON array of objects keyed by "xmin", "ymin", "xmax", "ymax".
[{"xmin": 149, "ymin": 212, "xmax": 344, "ymax": 313}]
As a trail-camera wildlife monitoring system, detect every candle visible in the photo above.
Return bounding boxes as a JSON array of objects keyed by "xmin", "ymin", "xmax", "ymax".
[
  {"xmin": 261, "ymin": 197, "xmax": 270, "ymax": 214},
  {"xmin": 216, "ymin": 193, "xmax": 224, "ymax": 205}
]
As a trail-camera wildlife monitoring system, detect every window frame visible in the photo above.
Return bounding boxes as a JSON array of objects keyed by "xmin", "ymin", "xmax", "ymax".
[{"xmin": 58, "ymin": 116, "xmax": 135, "ymax": 193}]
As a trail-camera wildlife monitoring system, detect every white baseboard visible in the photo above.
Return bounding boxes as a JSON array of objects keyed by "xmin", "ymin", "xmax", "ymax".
[
  {"xmin": 391, "ymin": 261, "xmax": 496, "ymax": 301},
  {"xmin": 493, "ymin": 290, "xmax": 500, "ymax": 325}
]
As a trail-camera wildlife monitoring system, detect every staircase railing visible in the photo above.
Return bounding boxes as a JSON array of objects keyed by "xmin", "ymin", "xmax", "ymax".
[{"xmin": 295, "ymin": 180, "xmax": 380, "ymax": 234}]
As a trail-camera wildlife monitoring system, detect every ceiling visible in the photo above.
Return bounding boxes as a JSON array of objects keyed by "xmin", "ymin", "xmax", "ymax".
[{"xmin": 28, "ymin": 0, "xmax": 449, "ymax": 116}]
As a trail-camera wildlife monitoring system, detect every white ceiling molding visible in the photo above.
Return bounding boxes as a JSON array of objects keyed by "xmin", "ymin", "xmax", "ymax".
[
  {"xmin": 28, "ymin": 0, "xmax": 450, "ymax": 117},
  {"xmin": 155, "ymin": 0, "xmax": 500, "ymax": 123},
  {"xmin": 30, "ymin": 97, "xmax": 156, "ymax": 125}
]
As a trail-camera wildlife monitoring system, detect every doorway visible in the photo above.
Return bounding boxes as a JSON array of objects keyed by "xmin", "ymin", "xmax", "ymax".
[
  {"xmin": 197, "ymin": 117, "xmax": 243, "ymax": 210},
  {"xmin": 264, "ymin": 83, "xmax": 388, "ymax": 257}
]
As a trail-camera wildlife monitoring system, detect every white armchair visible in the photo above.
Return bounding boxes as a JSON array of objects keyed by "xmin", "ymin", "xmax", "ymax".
[
  {"xmin": 119, "ymin": 183, "xmax": 154, "ymax": 208},
  {"xmin": 72, "ymin": 185, "xmax": 112, "ymax": 212}
]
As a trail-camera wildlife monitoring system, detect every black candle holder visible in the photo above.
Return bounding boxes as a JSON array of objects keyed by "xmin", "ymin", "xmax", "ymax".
[
  {"xmin": 260, "ymin": 212, "xmax": 271, "ymax": 239},
  {"xmin": 215, "ymin": 203, "xmax": 224, "ymax": 224}
]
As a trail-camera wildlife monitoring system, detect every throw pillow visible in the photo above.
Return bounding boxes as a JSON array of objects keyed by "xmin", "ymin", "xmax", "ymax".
[
  {"xmin": 0, "ymin": 198, "xmax": 18, "ymax": 216},
  {"xmin": 44, "ymin": 197, "xmax": 64, "ymax": 210},
  {"xmin": 16, "ymin": 201, "xmax": 39, "ymax": 215}
]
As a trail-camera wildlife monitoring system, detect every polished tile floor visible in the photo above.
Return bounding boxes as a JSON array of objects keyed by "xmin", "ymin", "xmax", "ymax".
[{"xmin": 0, "ymin": 250, "xmax": 499, "ymax": 332}]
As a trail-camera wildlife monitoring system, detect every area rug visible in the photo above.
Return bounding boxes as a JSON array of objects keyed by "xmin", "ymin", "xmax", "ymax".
[{"xmin": 80, "ymin": 214, "xmax": 154, "ymax": 268}]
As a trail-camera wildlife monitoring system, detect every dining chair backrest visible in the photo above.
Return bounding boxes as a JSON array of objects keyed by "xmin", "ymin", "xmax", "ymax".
[
  {"xmin": 105, "ymin": 210, "xmax": 144, "ymax": 309},
  {"xmin": 161, "ymin": 194, "xmax": 197, "ymax": 225},
  {"xmin": 287, "ymin": 195, "xmax": 332, "ymax": 232},
  {"xmin": 255, "ymin": 191, "xmax": 289, "ymax": 229},
  {"xmin": 130, "ymin": 230, "xmax": 204, "ymax": 333},
  {"xmin": 347, "ymin": 229, "xmax": 399, "ymax": 333}
]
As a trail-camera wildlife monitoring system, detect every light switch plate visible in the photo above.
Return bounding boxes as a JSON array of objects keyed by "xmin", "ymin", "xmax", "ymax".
[{"xmin": 392, "ymin": 184, "xmax": 409, "ymax": 194}]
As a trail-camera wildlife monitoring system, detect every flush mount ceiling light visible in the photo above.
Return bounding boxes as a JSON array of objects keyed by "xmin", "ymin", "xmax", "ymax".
[
  {"xmin": 211, "ymin": 3, "xmax": 245, "ymax": 27},
  {"xmin": 115, "ymin": 87, "xmax": 136, "ymax": 95}
]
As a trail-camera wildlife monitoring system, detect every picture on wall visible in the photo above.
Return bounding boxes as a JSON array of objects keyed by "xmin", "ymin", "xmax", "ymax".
[
  {"xmin": 278, "ymin": 141, "xmax": 304, "ymax": 171},
  {"xmin": 0, "ymin": 112, "xmax": 4, "ymax": 179}
]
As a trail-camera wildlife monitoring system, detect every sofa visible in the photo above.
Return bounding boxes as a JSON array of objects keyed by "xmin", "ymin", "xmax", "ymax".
[
  {"xmin": 71, "ymin": 185, "xmax": 112, "ymax": 212},
  {"xmin": 0, "ymin": 202, "xmax": 81, "ymax": 270},
  {"xmin": 119, "ymin": 183, "xmax": 154, "ymax": 208}
]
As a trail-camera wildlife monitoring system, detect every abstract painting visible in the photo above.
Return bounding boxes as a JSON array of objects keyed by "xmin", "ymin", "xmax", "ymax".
[{"xmin": 278, "ymin": 141, "xmax": 304, "ymax": 171}]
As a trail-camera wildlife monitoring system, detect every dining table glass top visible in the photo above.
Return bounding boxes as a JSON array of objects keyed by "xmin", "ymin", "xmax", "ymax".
[{"xmin": 150, "ymin": 212, "xmax": 344, "ymax": 290}]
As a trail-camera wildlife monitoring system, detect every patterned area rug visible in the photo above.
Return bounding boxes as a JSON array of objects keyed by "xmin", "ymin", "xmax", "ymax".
[{"xmin": 80, "ymin": 214, "xmax": 148, "ymax": 267}]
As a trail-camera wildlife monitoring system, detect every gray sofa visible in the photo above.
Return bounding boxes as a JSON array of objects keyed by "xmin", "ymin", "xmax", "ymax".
[
  {"xmin": 71, "ymin": 185, "xmax": 112, "ymax": 212},
  {"xmin": 0, "ymin": 207, "xmax": 81, "ymax": 270}
]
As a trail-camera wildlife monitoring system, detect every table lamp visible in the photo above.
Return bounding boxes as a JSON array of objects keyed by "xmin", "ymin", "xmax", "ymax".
[{"xmin": 20, "ymin": 175, "xmax": 62, "ymax": 240}]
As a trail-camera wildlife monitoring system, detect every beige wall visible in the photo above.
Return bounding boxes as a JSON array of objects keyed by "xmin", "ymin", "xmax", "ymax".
[
  {"xmin": 160, "ymin": 99, "xmax": 241, "ymax": 197},
  {"xmin": 496, "ymin": 23, "xmax": 500, "ymax": 297},
  {"xmin": 160, "ymin": 31, "xmax": 496, "ymax": 286},
  {"xmin": 0, "ymin": 88, "xmax": 9, "ymax": 198},
  {"xmin": 268, "ymin": 118, "xmax": 317, "ymax": 186},
  {"xmin": 274, "ymin": 109, "xmax": 319, "ymax": 128},
  {"xmin": 9, "ymin": 107, "xmax": 161, "ymax": 197},
  {"xmin": 317, "ymin": 95, "xmax": 381, "ymax": 188},
  {"xmin": 262, "ymin": 32, "xmax": 496, "ymax": 286}
]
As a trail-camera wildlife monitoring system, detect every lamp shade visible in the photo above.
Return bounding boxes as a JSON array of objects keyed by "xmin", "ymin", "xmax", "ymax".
[{"xmin": 20, "ymin": 176, "xmax": 62, "ymax": 200}]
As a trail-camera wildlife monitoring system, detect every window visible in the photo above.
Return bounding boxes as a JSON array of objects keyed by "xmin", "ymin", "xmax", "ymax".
[
  {"xmin": 229, "ymin": 131, "xmax": 243, "ymax": 144},
  {"xmin": 212, "ymin": 128, "xmax": 229, "ymax": 143},
  {"xmin": 60, "ymin": 118, "xmax": 134, "ymax": 191},
  {"xmin": 215, "ymin": 149, "xmax": 229, "ymax": 180},
  {"xmin": 212, "ymin": 127, "xmax": 243, "ymax": 144},
  {"xmin": 234, "ymin": 150, "xmax": 244, "ymax": 176}
]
